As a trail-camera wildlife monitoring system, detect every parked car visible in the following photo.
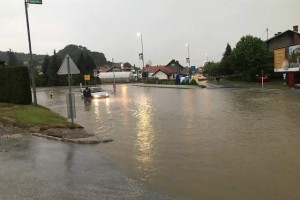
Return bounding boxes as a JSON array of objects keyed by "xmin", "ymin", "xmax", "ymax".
[
  {"xmin": 256, "ymin": 74, "xmax": 269, "ymax": 82},
  {"xmin": 81, "ymin": 87, "xmax": 109, "ymax": 98}
]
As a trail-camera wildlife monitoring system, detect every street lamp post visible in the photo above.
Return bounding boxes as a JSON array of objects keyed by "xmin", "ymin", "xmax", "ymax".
[
  {"xmin": 185, "ymin": 43, "xmax": 191, "ymax": 76},
  {"xmin": 24, "ymin": 0, "xmax": 38, "ymax": 106},
  {"xmin": 137, "ymin": 32, "xmax": 144, "ymax": 79}
]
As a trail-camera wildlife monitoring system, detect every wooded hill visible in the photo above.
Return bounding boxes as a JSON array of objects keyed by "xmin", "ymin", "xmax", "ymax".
[
  {"xmin": 0, "ymin": 44, "xmax": 107, "ymax": 67},
  {"xmin": 0, "ymin": 51, "xmax": 44, "ymax": 63}
]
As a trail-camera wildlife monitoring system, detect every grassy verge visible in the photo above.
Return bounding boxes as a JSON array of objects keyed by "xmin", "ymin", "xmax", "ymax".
[
  {"xmin": 207, "ymin": 78, "xmax": 291, "ymax": 90},
  {"xmin": 0, "ymin": 103, "xmax": 80, "ymax": 128}
]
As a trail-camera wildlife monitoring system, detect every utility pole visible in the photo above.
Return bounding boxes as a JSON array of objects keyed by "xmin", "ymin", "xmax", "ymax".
[
  {"xmin": 24, "ymin": 0, "xmax": 42, "ymax": 105},
  {"xmin": 266, "ymin": 28, "xmax": 269, "ymax": 40}
]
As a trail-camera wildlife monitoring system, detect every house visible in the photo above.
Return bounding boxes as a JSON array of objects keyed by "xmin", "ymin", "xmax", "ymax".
[
  {"xmin": 266, "ymin": 26, "xmax": 300, "ymax": 52},
  {"xmin": 145, "ymin": 65, "xmax": 176, "ymax": 80},
  {"xmin": 266, "ymin": 25, "xmax": 300, "ymax": 86},
  {"xmin": 165, "ymin": 59, "xmax": 185, "ymax": 74},
  {"xmin": 100, "ymin": 62, "xmax": 135, "ymax": 73}
]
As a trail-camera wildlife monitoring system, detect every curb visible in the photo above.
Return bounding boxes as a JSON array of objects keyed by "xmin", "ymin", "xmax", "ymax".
[
  {"xmin": 133, "ymin": 84, "xmax": 206, "ymax": 89},
  {"xmin": 32, "ymin": 133, "xmax": 113, "ymax": 144}
]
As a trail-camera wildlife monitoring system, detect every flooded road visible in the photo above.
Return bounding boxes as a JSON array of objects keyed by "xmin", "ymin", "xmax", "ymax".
[{"xmin": 37, "ymin": 84, "xmax": 300, "ymax": 200}]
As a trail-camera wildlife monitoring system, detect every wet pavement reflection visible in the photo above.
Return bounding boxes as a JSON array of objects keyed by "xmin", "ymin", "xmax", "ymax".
[
  {"xmin": 34, "ymin": 84, "xmax": 300, "ymax": 200},
  {"xmin": 0, "ymin": 136, "xmax": 173, "ymax": 200}
]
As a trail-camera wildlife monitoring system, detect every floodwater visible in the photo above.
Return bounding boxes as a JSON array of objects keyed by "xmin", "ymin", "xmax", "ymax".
[{"xmin": 37, "ymin": 84, "xmax": 300, "ymax": 200}]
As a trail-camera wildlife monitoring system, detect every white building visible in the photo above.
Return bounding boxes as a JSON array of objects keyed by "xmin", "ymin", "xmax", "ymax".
[{"xmin": 98, "ymin": 71, "xmax": 134, "ymax": 83}]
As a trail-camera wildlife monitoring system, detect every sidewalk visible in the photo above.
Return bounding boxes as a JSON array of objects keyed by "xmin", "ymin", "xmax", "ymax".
[
  {"xmin": 0, "ymin": 136, "xmax": 175, "ymax": 200},
  {"xmin": 133, "ymin": 83, "xmax": 206, "ymax": 89}
]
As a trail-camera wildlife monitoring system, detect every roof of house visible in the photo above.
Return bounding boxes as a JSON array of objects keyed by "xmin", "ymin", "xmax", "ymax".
[
  {"xmin": 266, "ymin": 30, "xmax": 300, "ymax": 43},
  {"xmin": 166, "ymin": 59, "xmax": 184, "ymax": 69},
  {"xmin": 100, "ymin": 66, "xmax": 113, "ymax": 72},
  {"xmin": 146, "ymin": 65, "xmax": 175, "ymax": 75}
]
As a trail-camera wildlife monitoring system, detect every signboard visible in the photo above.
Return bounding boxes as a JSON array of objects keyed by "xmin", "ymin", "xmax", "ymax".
[
  {"xmin": 27, "ymin": 0, "xmax": 42, "ymax": 4},
  {"xmin": 93, "ymin": 69, "xmax": 98, "ymax": 77},
  {"xmin": 84, "ymin": 75, "xmax": 90, "ymax": 81},
  {"xmin": 274, "ymin": 45, "xmax": 300, "ymax": 72},
  {"xmin": 139, "ymin": 53, "xmax": 143, "ymax": 60},
  {"xmin": 57, "ymin": 55, "xmax": 80, "ymax": 75},
  {"xmin": 288, "ymin": 44, "xmax": 300, "ymax": 71},
  {"xmin": 274, "ymin": 48, "xmax": 286, "ymax": 70},
  {"xmin": 191, "ymin": 66, "xmax": 196, "ymax": 72}
]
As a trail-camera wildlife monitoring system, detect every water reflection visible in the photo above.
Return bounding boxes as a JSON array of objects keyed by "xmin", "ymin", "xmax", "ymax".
[
  {"xmin": 105, "ymin": 98, "xmax": 111, "ymax": 115},
  {"xmin": 36, "ymin": 85, "xmax": 300, "ymax": 200},
  {"xmin": 134, "ymin": 93, "xmax": 154, "ymax": 181}
]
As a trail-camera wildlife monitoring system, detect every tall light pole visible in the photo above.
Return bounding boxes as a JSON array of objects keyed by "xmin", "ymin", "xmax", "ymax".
[
  {"xmin": 24, "ymin": 0, "xmax": 42, "ymax": 106},
  {"xmin": 137, "ymin": 32, "xmax": 144, "ymax": 77},
  {"xmin": 185, "ymin": 43, "xmax": 191, "ymax": 76}
]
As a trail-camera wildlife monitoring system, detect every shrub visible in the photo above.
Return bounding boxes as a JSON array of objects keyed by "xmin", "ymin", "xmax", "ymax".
[
  {"xmin": 189, "ymin": 79, "xmax": 198, "ymax": 85},
  {"xmin": 0, "ymin": 66, "xmax": 32, "ymax": 104}
]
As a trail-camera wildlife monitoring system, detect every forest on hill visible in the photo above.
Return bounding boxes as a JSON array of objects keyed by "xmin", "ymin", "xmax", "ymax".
[{"xmin": 0, "ymin": 44, "xmax": 107, "ymax": 67}]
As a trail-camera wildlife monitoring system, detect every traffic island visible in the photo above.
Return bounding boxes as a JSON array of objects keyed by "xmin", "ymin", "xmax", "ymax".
[{"xmin": 31, "ymin": 127, "xmax": 113, "ymax": 144}]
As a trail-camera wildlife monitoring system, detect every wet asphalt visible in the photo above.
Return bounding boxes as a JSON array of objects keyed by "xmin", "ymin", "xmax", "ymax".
[{"xmin": 0, "ymin": 133, "xmax": 174, "ymax": 200}]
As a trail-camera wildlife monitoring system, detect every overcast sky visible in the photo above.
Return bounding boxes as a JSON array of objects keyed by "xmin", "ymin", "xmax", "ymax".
[{"xmin": 1, "ymin": 0, "xmax": 299, "ymax": 67}]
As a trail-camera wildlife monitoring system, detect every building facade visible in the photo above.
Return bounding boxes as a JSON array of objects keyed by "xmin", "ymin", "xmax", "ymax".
[{"xmin": 266, "ymin": 25, "xmax": 300, "ymax": 86}]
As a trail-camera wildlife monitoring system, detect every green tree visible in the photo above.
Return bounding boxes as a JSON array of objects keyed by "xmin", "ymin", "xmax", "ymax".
[
  {"xmin": 219, "ymin": 43, "xmax": 233, "ymax": 76},
  {"xmin": 85, "ymin": 54, "xmax": 96, "ymax": 74},
  {"xmin": 57, "ymin": 44, "xmax": 106, "ymax": 67},
  {"xmin": 7, "ymin": 49, "xmax": 18, "ymax": 66},
  {"xmin": 77, "ymin": 52, "xmax": 85, "ymax": 73},
  {"xmin": 202, "ymin": 62, "xmax": 221, "ymax": 77},
  {"xmin": 47, "ymin": 50, "xmax": 62, "ymax": 86},
  {"xmin": 231, "ymin": 35, "xmax": 273, "ymax": 81},
  {"xmin": 41, "ymin": 55, "xmax": 50, "ymax": 86}
]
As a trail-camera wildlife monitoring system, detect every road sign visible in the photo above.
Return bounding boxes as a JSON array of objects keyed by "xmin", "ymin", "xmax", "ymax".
[
  {"xmin": 57, "ymin": 55, "xmax": 79, "ymax": 127},
  {"xmin": 27, "ymin": 0, "xmax": 42, "ymax": 4},
  {"xmin": 93, "ymin": 69, "xmax": 98, "ymax": 77},
  {"xmin": 84, "ymin": 75, "xmax": 91, "ymax": 81},
  {"xmin": 57, "ymin": 55, "xmax": 80, "ymax": 75}
]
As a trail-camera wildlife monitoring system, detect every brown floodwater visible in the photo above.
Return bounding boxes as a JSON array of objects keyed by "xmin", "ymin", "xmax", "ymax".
[{"xmin": 37, "ymin": 84, "xmax": 300, "ymax": 200}]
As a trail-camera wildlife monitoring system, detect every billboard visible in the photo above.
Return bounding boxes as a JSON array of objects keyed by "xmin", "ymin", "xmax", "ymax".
[{"xmin": 274, "ymin": 44, "xmax": 300, "ymax": 72}]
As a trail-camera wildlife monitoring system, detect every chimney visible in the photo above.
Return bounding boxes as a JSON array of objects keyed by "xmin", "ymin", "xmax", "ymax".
[
  {"xmin": 292, "ymin": 25, "xmax": 300, "ymax": 44},
  {"xmin": 293, "ymin": 25, "xmax": 298, "ymax": 32}
]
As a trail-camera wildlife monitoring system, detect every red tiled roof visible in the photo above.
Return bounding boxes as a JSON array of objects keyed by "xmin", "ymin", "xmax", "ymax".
[
  {"xmin": 100, "ymin": 66, "xmax": 112, "ymax": 72},
  {"xmin": 145, "ymin": 65, "xmax": 175, "ymax": 75}
]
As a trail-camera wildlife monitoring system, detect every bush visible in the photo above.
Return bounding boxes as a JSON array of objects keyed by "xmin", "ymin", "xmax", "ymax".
[
  {"xmin": 0, "ymin": 66, "xmax": 32, "ymax": 104},
  {"xmin": 189, "ymin": 79, "xmax": 198, "ymax": 85}
]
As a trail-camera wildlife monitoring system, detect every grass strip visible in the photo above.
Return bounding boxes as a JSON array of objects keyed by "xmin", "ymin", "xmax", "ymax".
[{"xmin": 0, "ymin": 103, "xmax": 80, "ymax": 128}]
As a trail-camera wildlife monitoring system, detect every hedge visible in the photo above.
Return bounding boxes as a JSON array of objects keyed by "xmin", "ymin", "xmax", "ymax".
[{"xmin": 0, "ymin": 66, "xmax": 32, "ymax": 105}]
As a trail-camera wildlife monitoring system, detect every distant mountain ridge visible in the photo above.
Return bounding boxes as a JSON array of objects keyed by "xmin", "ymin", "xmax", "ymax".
[
  {"xmin": 0, "ymin": 44, "xmax": 107, "ymax": 66},
  {"xmin": 0, "ymin": 51, "xmax": 45, "ymax": 63},
  {"xmin": 56, "ymin": 44, "xmax": 107, "ymax": 66}
]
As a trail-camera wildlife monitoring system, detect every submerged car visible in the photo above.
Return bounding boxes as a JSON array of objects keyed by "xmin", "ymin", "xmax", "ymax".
[{"xmin": 81, "ymin": 87, "xmax": 109, "ymax": 98}]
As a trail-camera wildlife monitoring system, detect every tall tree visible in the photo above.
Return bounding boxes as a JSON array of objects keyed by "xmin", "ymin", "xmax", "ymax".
[
  {"xmin": 76, "ymin": 52, "xmax": 85, "ymax": 74},
  {"xmin": 47, "ymin": 50, "xmax": 62, "ymax": 86},
  {"xmin": 202, "ymin": 62, "xmax": 221, "ymax": 77},
  {"xmin": 7, "ymin": 49, "xmax": 18, "ymax": 66},
  {"xmin": 231, "ymin": 35, "xmax": 273, "ymax": 81},
  {"xmin": 41, "ymin": 55, "xmax": 50, "ymax": 86},
  {"xmin": 220, "ymin": 43, "xmax": 233, "ymax": 76},
  {"xmin": 85, "ymin": 54, "xmax": 96, "ymax": 74}
]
